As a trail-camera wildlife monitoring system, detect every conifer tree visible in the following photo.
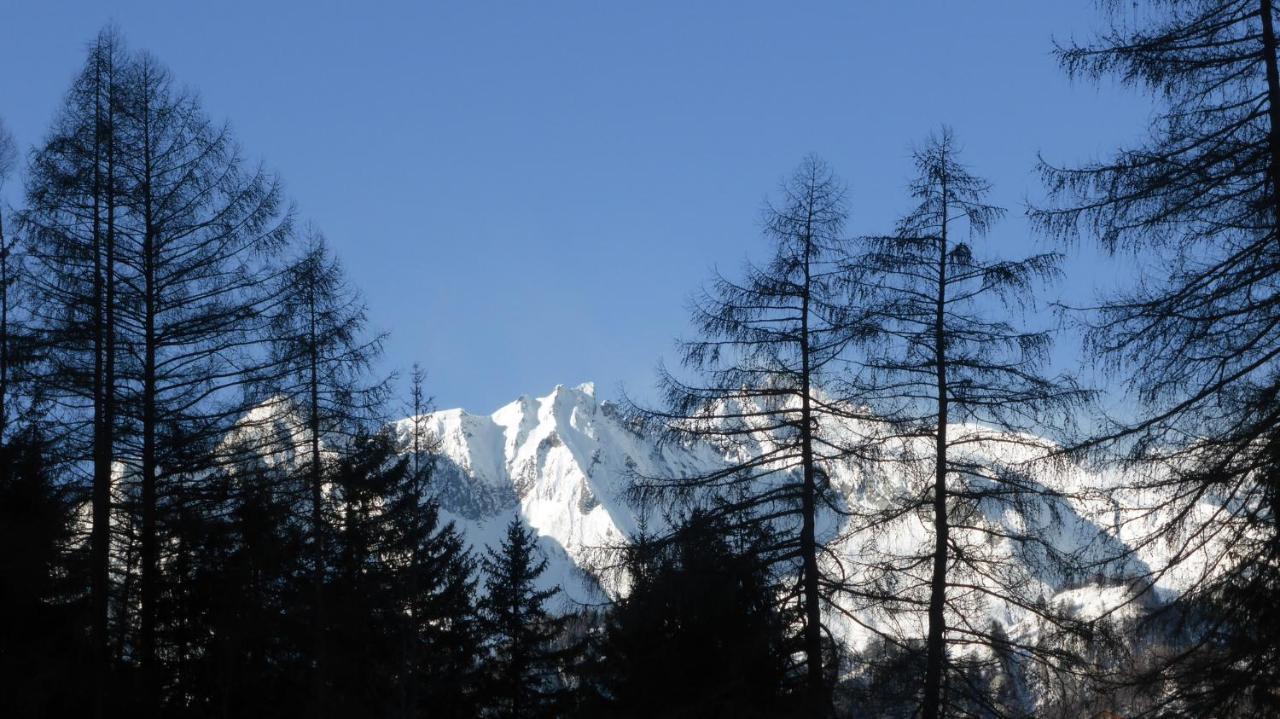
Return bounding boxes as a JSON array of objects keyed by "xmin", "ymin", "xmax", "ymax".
[
  {"xmin": 102, "ymin": 51, "xmax": 290, "ymax": 713},
  {"xmin": 20, "ymin": 32, "xmax": 129, "ymax": 714},
  {"xmin": 592, "ymin": 510, "xmax": 796, "ymax": 718},
  {"xmin": 183, "ymin": 446, "xmax": 310, "ymax": 717},
  {"xmin": 327, "ymin": 428, "xmax": 409, "ymax": 717},
  {"xmin": 404, "ymin": 363, "xmax": 435, "ymax": 486},
  {"xmin": 0, "ymin": 429, "xmax": 93, "ymax": 718},
  {"xmin": 23, "ymin": 32, "xmax": 292, "ymax": 714},
  {"xmin": 0, "ymin": 116, "xmax": 19, "ymax": 442},
  {"xmin": 393, "ymin": 361, "xmax": 444, "ymax": 717},
  {"xmin": 1033, "ymin": 2, "xmax": 1280, "ymax": 713},
  {"xmin": 328, "ymin": 423, "xmax": 482, "ymax": 719},
  {"xmin": 629, "ymin": 156, "xmax": 860, "ymax": 715},
  {"xmin": 852, "ymin": 130, "xmax": 1090, "ymax": 718},
  {"xmin": 478, "ymin": 519, "xmax": 572, "ymax": 719},
  {"xmin": 265, "ymin": 230, "xmax": 385, "ymax": 717},
  {"xmin": 399, "ymin": 498, "xmax": 484, "ymax": 718}
]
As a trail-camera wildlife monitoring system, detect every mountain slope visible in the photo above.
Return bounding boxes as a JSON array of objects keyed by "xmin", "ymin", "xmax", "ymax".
[
  {"xmin": 398, "ymin": 383, "xmax": 1227, "ymax": 651},
  {"xmin": 394, "ymin": 382, "xmax": 725, "ymax": 608}
]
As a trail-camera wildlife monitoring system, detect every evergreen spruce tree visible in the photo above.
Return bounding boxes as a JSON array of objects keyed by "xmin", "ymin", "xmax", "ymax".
[
  {"xmin": 392, "ymin": 362, "xmax": 446, "ymax": 718},
  {"xmin": 399, "ymin": 497, "xmax": 484, "ymax": 718},
  {"xmin": 326, "ymin": 428, "xmax": 410, "ymax": 717},
  {"xmin": 0, "ymin": 428, "xmax": 91, "ymax": 718},
  {"xmin": 381, "ymin": 399, "xmax": 486, "ymax": 711},
  {"xmin": 185, "ymin": 447, "xmax": 310, "ymax": 717},
  {"xmin": 478, "ymin": 519, "xmax": 572, "ymax": 719},
  {"xmin": 342, "ymin": 418, "xmax": 483, "ymax": 719},
  {"xmin": 592, "ymin": 510, "xmax": 797, "ymax": 718}
]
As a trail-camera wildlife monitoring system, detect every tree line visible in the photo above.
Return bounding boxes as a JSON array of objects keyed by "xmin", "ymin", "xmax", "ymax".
[{"xmin": 2, "ymin": 1, "xmax": 1279, "ymax": 716}]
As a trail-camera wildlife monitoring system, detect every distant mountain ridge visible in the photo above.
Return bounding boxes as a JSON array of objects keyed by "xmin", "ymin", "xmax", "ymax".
[
  {"xmin": 392, "ymin": 382, "xmax": 726, "ymax": 608},
  {"xmin": 357, "ymin": 383, "xmax": 1224, "ymax": 674}
]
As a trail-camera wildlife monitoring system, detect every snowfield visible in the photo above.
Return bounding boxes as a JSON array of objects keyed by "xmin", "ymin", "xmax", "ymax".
[{"xmin": 373, "ymin": 383, "xmax": 1231, "ymax": 658}]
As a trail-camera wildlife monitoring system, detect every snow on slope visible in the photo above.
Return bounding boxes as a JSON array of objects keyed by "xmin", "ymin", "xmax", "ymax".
[
  {"xmin": 393, "ymin": 383, "xmax": 725, "ymax": 609},
  {"xmin": 391, "ymin": 383, "xmax": 1229, "ymax": 648}
]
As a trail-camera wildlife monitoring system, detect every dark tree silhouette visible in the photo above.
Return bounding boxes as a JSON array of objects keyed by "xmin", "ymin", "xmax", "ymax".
[
  {"xmin": 23, "ymin": 31, "xmax": 293, "ymax": 715},
  {"xmin": 184, "ymin": 447, "xmax": 310, "ymax": 718},
  {"xmin": 396, "ymin": 497, "xmax": 484, "ymax": 719},
  {"xmin": 589, "ymin": 509, "xmax": 798, "ymax": 718},
  {"xmin": 20, "ymin": 31, "xmax": 130, "ymax": 715},
  {"xmin": 5, "ymin": 25, "xmax": 500, "ymax": 719},
  {"xmin": 477, "ymin": 518, "xmax": 572, "ymax": 719},
  {"xmin": 265, "ymin": 229, "xmax": 386, "ymax": 718},
  {"xmin": 628, "ymin": 155, "xmax": 860, "ymax": 715},
  {"xmin": 0, "ymin": 116, "xmax": 20, "ymax": 442},
  {"xmin": 1034, "ymin": 2, "xmax": 1280, "ymax": 714},
  {"xmin": 852, "ymin": 130, "xmax": 1090, "ymax": 718},
  {"xmin": 393, "ymin": 361, "xmax": 444, "ymax": 717},
  {"xmin": 367, "ymin": 414, "xmax": 485, "ymax": 719},
  {"xmin": 326, "ymin": 429, "xmax": 412, "ymax": 717},
  {"xmin": 111, "ymin": 50, "xmax": 289, "ymax": 713},
  {"xmin": 0, "ymin": 428, "xmax": 92, "ymax": 719}
]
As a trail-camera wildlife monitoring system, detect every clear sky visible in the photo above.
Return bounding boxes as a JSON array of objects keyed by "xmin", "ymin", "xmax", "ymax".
[{"xmin": 1, "ymin": 1, "xmax": 1153, "ymax": 414}]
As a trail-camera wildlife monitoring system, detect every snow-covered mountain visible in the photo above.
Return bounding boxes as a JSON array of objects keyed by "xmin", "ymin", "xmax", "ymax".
[
  {"xmin": 390, "ymin": 382, "xmax": 728, "ymax": 609},
  {"xmin": 389, "ymin": 383, "xmax": 1225, "ymax": 652}
]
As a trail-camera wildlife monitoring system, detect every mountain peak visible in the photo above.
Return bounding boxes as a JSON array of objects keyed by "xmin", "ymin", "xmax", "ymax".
[{"xmin": 407, "ymin": 383, "xmax": 1205, "ymax": 654}]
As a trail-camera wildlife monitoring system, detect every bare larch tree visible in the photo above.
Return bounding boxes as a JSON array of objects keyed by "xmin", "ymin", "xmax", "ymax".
[
  {"xmin": 629, "ymin": 156, "xmax": 861, "ymax": 716},
  {"xmin": 854, "ymin": 130, "xmax": 1090, "ymax": 718},
  {"xmin": 1034, "ymin": 1, "xmax": 1280, "ymax": 714}
]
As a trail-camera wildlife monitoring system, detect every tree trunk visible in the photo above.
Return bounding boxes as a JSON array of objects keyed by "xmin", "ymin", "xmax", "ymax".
[
  {"xmin": 89, "ymin": 45, "xmax": 112, "ymax": 718},
  {"xmin": 309, "ymin": 293, "xmax": 327, "ymax": 719},
  {"xmin": 100, "ymin": 63, "xmax": 119, "ymax": 715},
  {"xmin": 0, "ymin": 203, "xmax": 8, "ymax": 442},
  {"xmin": 1260, "ymin": 0, "xmax": 1280, "ymax": 228},
  {"xmin": 798, "ymin": 213, "xmax": 826, "ymax": 714},
  {"xmin": 401, "ymin": 380, "xmax": 424, "ymax": 719},
  {"xmin": 922, "ymin": 170, "xmax": 950, "ymax": 719},
  {"xmin": 139, "ymin": 68, "xmax": 161, "ymax": 716},
  {"xmin": 1261, "ymin": 0, "xmax": 1280, "ymax": 574}
]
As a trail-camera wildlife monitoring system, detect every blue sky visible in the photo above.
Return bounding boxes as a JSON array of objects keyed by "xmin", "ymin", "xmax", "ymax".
[{"xmin": 1, "ymin": 1, "xmax": 1152, "ymax": 413}]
